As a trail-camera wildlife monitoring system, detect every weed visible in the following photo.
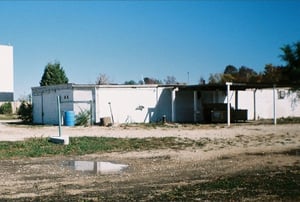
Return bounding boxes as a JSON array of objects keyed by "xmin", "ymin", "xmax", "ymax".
[
  {"xmin": 75, "ymin": 109, "xmax": 91, "ymax": 126},
  {"xmin": 0, "ymin": 136, "xmax": 206, "ymax": 159}
]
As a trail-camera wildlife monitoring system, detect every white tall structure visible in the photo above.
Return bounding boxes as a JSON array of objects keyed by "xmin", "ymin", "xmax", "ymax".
[{"xmin": 0, "ymin": 45, "xmax": 14, "ymax": 101}]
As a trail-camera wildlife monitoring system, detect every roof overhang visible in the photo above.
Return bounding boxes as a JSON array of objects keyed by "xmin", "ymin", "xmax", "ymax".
[{"xmin": 175, "ymin": 83, "xmax": 300, "ymax": 91}]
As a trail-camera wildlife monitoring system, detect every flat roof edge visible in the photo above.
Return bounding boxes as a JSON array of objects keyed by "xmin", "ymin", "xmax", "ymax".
[{"xmin": 31, "ymin": 83, "xmax": 300, "ymax": 92}]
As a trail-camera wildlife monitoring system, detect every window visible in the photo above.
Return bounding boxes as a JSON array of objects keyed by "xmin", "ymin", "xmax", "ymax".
[{"xmin": 278, "ymin": 90, "xmax": 285, "ymax": 99}]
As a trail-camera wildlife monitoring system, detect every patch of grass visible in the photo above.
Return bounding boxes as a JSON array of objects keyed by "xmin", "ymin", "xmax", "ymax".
[
  {"xmin": 0, "ymin": 136, "xmax": 207, "ymax": 159},
  {"xmin": 10, "ymin": 165, "xmax": 300, "ymax": 201},
  {"xmin": 278, "ymin": 116, "xmax": 300, "ymax": 124},
  {"xmin": 0, "ymin": 114, "xmax": 19, "ymax": 120},
  {"xmin": 120, "ymin": 122, "xmax": 181, "ymax": 129},
  {"xmin": 151, "ymin": 166, "xmax": 300, "ymax": 201}
]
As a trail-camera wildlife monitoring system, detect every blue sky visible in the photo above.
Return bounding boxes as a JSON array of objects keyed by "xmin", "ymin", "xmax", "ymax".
[{"xmin": 1, "ymin": 0, "xmax": 300, "ymax": 99}]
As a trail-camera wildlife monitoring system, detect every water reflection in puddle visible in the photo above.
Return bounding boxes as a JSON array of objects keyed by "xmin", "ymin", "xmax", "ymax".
[{"xmin": 65, "ymin": 160, "xmax": 128, "ymax": 175}]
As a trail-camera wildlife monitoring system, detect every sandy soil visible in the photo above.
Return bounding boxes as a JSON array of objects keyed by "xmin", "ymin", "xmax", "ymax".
[
  {"xmin": 0, "ymin": 120, "xmax": 298, "ymax": 142},
  {"xmin": 0, "ymin": 121, "xmax": 299, "ymax": 200}
]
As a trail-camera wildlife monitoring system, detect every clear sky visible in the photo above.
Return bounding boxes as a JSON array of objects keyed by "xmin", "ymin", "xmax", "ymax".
[{"xmin": 1, "ymin": 0, "xmax": 300, "ymax": 99}]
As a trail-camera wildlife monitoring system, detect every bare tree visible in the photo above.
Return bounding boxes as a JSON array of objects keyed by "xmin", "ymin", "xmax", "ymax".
[
  {"xmin": 208, "ymin": 73, "xmax": 222, "ymax": 84},
  {"xmin": 96, "ymin": 74, "xmax": 110, "ymax": 85},
  {"xmin": 164, "ymin": 76, "xmax": 177, "ymax": 84},
  {"xmin": 199, "ymin": 76, "xmax": 205, "ymax": 85}
]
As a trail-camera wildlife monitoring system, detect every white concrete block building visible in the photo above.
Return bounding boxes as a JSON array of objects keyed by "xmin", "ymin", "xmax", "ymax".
[
  {"xmin": 31, "ymin": 83, "xmax": 300, "ymax": 125},
  {"xmin": 237, "ymin": 88, "xmax": 300, "ymax": 120},
  {"xmin": 32, "ymin": 84, "xmax": 173, "ymax": 125},
  {"xmin": 0, "ymin": 45, "xmax": 14, "ymax": 101}
]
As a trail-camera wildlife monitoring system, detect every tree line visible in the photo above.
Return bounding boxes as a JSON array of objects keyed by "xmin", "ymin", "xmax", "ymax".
[
  {"xmin": 40, "ymin": 64, "xmax": 180, "ymax": 86},
  {"xmin": 209, "ymin": 41, "xmax": 300, "ymax": 84},
  {"xmin": 40, "ymin": 41, "xmax": 300, "ymax": 87}
]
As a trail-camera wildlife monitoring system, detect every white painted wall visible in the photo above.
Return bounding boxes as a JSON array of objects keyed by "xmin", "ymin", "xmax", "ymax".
[
  {"xmin": 73, "ymin": 88, "xmax": 93, "ymax": 114},
  {"xmin": 197, "ymin": 87, "xmax": 300, "ymax": 122},
  {"xmin": 32, "ymin": 84, "xmax": 300, "ymax": 125},
  {"xmin": 32, "ymin": 85, "xmax": 171, "ymax": 125},
  {"xmin": 154, "ymin": 87, "xmax": 172, "ymax": 122},
  {"xmin": 236, "ymin": 90, "xmax": 254, "ymax": 119},
  {"xmin": 0, "ymin": 45, "xmax": 13, "ymax": 92},
  {"xmin": 96, "ymin": 86, "xmax": 165, "ymax": 123},
  {"xmin": 255, "ymin": 88, "xmax": 300, "ymax": 119},
  {"xmin": 229, "ymin": 88, "xmax": 300, "ymax": 120},
  {"xmin": 94, "ymin": 86, "xmax": 173, "ymax": 124},
  {"xmin": 32, "ymin": 85, "xmax": 73, "ymax": 125},
  {"xmin": 0, "ymin": 45, "xmax": 14, "ymax": 101}
]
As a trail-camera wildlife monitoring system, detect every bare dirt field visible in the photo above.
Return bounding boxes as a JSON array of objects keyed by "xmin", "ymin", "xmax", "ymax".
[{"xmin": 0, "ymin": 121, "xmax": 299, "ymax": 201}]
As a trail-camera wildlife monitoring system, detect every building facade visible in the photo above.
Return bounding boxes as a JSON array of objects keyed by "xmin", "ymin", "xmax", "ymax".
[
  {"xmin": 0, "ymin": 45, "xmax": 14, "ymax": 101},
  {"xmin": 32, "ymin": 84, "xmax": 174, "ymax": 125},
  {"xmin": 31, "ymin": 83, "xmax": 300, "ymax": 125}
]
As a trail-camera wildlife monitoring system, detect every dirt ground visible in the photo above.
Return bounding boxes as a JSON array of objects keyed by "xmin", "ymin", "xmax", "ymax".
[{"xmin": 0, "ymin": 121, "xmax": 299, "ymax": 201}]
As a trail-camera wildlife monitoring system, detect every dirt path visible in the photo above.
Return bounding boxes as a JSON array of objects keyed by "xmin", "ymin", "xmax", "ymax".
[
  {"xmin": 0, "ymin": 120, "xmax": 299, "ymax": 141},
  {"xmin": 0, "ymin": 122, "xmax": 299, "ymax": 200}
]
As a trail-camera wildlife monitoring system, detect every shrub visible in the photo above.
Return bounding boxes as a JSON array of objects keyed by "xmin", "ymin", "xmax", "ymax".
[
  {"xmin": 75, "ymin": 109, "xmax": 91, "ymax": 126},
  {"xmin": 18, "ymin": 101, "xmax": 33, "ymax": 123},
  {"xmin": 0, "ymin": 102, "xmax": 12, "ymax": 114}
]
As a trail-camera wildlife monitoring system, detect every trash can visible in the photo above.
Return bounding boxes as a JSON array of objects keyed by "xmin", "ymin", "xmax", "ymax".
[{"xmin": 64, "ymin": 111, "xmax": 75, "ymax": 126}]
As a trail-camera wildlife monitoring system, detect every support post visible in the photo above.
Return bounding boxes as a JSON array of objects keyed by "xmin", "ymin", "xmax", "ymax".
[
  {"xmin": 57, "ymin": 96, "xmax": 62, "ymax": 137},
  {"xmin": 108, "ymin": 102, "xmax": 114, "ymax": 125},
  {"xmin": 226, "ymin": 82, "xmax": 232, "ymax": 126},
  {"xmin": 273, "ymin": 85, "xmax": 277, "ymax": 125},
  {"xmin": 193, "ymin": 91, "xmax": 197, "ymax": 123},
  {"xmin": 90, "ymin": 100, "xmax": 93, "ymax": 126},
  {"xmin": 171, "ymin": 88, "xmax": 178, "ymax": 122},
  {"xmin": 49, "ymin": 96, "xmax": 69, "ymax": 145},
  {"xmin": 235, "ymin": 90, "xmax": 238, "ymax": 110},
  {"xmin": 253, "ymin": 89, "xmax": 257, "ymax": 120}
]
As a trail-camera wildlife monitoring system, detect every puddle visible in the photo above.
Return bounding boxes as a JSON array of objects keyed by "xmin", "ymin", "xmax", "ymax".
[{"xmin": 64, "ymin": 160, "xmax": 128, "ymax": 175}]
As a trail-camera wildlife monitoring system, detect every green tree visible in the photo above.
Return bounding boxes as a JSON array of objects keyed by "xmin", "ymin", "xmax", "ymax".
[
  {"xmin": 40, "ymin": 62, "xmax": 69, "ymax": 86},
  {"xmin": 18, "ymin": 101, "xmax": 32, "ymax": 123},
  {"xmin": 208, "ymin": 65, "xmax": 260, "ymax": 84},
  {"xmin": 262, "ymin": 64, "xmax": 288, "ymax": 83},
  {"xmin": 124, "ymin": 80, "xmax": 137, "ymax": 85},
  {"xmin": 224, "ymin": 65, "xmax": 238, "ymax": 75},
  {"xmin": 143, "ymin": 77, "xmax": 162, "ymax": 84},
  {"xmin": 236, "ymin": 66, "xmax": 258, "ymax": 83},
  {"xmin": 221, "ymin": 73, "xmax": 236, "ymax": 83},
  {"xmin": 280, "ymin": 41, "xmax": 300, "ymax": 83},
  {"xmin": 0, "ymin": 102, "xmax": 12, "ymax": 114}
]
